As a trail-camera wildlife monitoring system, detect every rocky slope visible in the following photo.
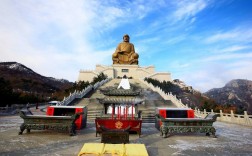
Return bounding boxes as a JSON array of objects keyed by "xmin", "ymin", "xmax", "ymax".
[
  {"xmin": 204, "ymin": 79, "xmax": 252, "ymax": 114},
  {"xmin": 0, "ymin": 62, "xmax": 73, "ymax": 94}
]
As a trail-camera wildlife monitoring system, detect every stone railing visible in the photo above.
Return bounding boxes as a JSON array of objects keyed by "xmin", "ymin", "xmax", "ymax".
[
  {"xmin": 139, "ymin": 79, "xmax": 188, "ymax": 108},
  {"xmin": 0, "ymin": 105, "xmax": 19, "ymax": 115},
  {"xmin": 60, "ymin": 78, "xmax": 111, "ymax": 106},
  {"xmin": 194, "ymin": 109, "xmax": 252, "ymax": 127},
  {"xmin": 79, "ymin": 70, "xmax": 99, "ymax": 74},
  {"xmin": 93, "ymin": 78, "xmax": 112, "ymax": 90},
  {"xmin": 0, "ymin": 103, "xmax": 48, "ymax": 115},
  {"xmin": 140, "ymin": 78, "xmax": 252, "ymax": 127},
  {"xmin": 59, "ymin": 85, "xmax": 92, "ymax": 106}
]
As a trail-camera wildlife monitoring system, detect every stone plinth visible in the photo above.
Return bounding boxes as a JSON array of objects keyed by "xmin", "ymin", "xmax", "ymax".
[{"xmin": 78, "ymin": 64, "xmax": 171, "ymax": 82}]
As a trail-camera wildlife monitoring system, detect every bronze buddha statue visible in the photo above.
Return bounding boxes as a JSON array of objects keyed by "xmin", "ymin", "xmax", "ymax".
[{"xmin": 112, "ymin": 34, "xmax": 139, "ymax": 65}]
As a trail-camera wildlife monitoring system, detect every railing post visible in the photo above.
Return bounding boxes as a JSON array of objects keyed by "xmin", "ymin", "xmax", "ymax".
[
  {"xmin": 220, "ymin": 110, "xmax": 223, "ymax": 121},
  {"xmin": 230, "ymin": 110, "xmax": 235, "ymax": 123},
  {"xmin": 244, "ymin": 111, "xmax": 250, "ymax": 125}
]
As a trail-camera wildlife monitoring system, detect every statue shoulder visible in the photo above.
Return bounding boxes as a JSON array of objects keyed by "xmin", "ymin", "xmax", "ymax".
[
  {"xmin": 124, "ymin": 42, "xmax": 134, "ymax": 46},
  {"xmin": 117, "ymin": 42, "xmax": 134, "ymax": 47},
  {"xmin": 129, "ymin": 43, "xmax": 134, "ymax": 46},
  {"xmin": 116, "ymin": 42, "xmax": 123, "ymax": 48}
]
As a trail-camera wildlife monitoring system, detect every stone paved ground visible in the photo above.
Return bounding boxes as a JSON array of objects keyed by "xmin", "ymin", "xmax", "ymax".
[{"xmin": 0, "ymin": 107, "xmax": 252, "ymax": 156}]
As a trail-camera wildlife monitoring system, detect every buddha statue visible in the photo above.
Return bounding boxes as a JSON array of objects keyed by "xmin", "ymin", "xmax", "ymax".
[{"xmin": 112, "ymin": 34, "xmax": 139, "ymax": 65}]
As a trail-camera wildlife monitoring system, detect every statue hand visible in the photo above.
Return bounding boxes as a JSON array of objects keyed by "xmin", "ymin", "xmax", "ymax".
[{"xmin": 128, "ymin": 52, "xmax": 134, "ymax": 57}]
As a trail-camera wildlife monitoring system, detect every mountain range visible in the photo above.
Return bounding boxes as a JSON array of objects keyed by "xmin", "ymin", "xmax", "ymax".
[
  {"xmin": 204, "ymin": 79, "xmax": 252, "ymax": 114},
  {"xmin": 0, "ymin": 62, "xmax": 72, "ymax": 96},
  {"xmin": 0, "ymin": 62, "xmax": 251, "ymax": 114}
]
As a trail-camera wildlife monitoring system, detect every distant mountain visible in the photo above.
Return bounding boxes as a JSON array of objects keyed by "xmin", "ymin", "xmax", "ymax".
[
  {"xmin": 145, "ymin": 78, "xmax": 218, "ymax": 112},
  {"xmin": 146, "ymin": 78, "xmax": 251, "ymax": 114},
  {"xmin": 0, "ymin": 62, "xmax": 73, "ymax": 94},
  {"xmin": 204, "ymin": 79, "xmax": 252, "ymax": 114}
]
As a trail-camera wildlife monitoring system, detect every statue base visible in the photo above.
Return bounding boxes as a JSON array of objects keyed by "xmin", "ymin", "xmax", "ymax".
[{"xmin": 78, "ymin": 64, "xmax": 171, "ymax": 82}]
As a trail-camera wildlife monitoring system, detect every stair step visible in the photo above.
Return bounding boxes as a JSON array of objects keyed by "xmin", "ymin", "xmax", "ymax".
[
  {"xmin": 87, "ymin": 110, "xmax": 100, "ymax": 112},
  {"xmin": 142, "ymin": 121, "xmax": 155, "ymax": 123}
]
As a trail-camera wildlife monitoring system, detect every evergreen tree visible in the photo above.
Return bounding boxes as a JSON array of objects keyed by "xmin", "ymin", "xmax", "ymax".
[
  {"xmin": 92, "ymin": 73, "xmax": 108, "ymax": 85},
  {"xmin": 0, "ymin": 77, "xmax": 20, "ymax": 106}
]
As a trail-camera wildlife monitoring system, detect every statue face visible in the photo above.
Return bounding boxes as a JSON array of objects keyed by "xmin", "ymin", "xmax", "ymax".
[{"xmin": 123, "ymin": 36, "xmax": 129, "ymax": 42}]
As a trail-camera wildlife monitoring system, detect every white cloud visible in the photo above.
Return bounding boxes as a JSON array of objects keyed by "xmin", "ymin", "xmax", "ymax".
[
  {"xmin": 172, "ymin": 0, "xmax": 207, "ymax": 21},
  {"xmin": 176, "ymin": 53, "xmax": 252, "ymax": 92},
  {"xmin": 218, "ymin": 45, "xmax": 249, "ymax": 53},
  {"xmin": 163, "ymin": 35, "xmax": 186, "ymax": 45},
  {"xmin": 0, "ymin": 1, "xmax": 119, "ymax": 81},
  {"xmin": 226, "ymin": 61, "xmax": 252, "ymax": 79},
  {"xmin": 205, "ymin": 28, "xmax": 252, "ymax": 43},
  {"xmin": 0, "ymin": 0, "xmax": 251, "ymax": 93},
  {"xmin": 205, "ymin": 32, "xmax": 238, "ymax": 43},
  {"xmin": 131, "ymin": 0, "xmax": 165, "ymax": 19},
  {"xmin": 202, "ymin": 52, "xmax": 252, "ymax": 62},
  {"xmin": 178, "ymin": 64, "xmax": 230, "ymax": 92},
  {"xmin": 1, "ymin": 0, "xmax": 147, "ymax": 80}
]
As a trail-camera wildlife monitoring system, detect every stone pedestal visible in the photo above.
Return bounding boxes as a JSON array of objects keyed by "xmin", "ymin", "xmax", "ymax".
[{"xmin": 78, "ymin": 64, "xmax": 171, "ymax": 82}]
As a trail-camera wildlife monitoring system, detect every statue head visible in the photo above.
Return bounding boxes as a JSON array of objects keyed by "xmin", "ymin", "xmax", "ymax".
[{"xmin": 123, "ymin": 34, "xmax": 130, "ymax": 42}]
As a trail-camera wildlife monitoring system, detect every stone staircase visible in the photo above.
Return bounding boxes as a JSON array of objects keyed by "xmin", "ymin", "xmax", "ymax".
[
  {"xmin": 75, "ymin": 98, "xmax": 104, "ymax": 122},
  {"xmin": 75, "ymin": 78, "xmax": 178, "ymax": 123},
  {"xmin": 141, "ymin": 110, "xmax": 156, "ymax": 123},
  {"xmin": 87, "ymin": 109, "xmax": 103, "ymax": 121},
  {"xmin": 140, "ymin": 100, "xmax": 175, "ymax": 123}
]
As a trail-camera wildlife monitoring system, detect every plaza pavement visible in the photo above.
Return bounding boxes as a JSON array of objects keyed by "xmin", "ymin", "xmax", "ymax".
[{"xmin": 0, "ymin": 106, "xmax": 252, "ymax": 156}]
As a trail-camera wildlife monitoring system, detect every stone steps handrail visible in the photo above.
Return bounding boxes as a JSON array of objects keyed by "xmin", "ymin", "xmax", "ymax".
[
  {"xmin": 138, "ymin": 78, "xmax": 188, "ymax": 108},
  {"xmin": 145, "ymin": 72, "xmax": 168, "ymax": 79},
  {"xmin": 93, "ymin": 78, "xmax": 112, "ymax": 90},
  {"xmin": 60, "ymin": 78, "xmax": 112, "ymax": 106}
]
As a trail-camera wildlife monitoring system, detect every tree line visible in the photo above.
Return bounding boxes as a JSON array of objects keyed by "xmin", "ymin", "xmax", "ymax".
[
  {"xmin": 144, "ymin": 78, "xmax": 241, "ymax": 114},
  {"xmin": 0, "ymin": 73, "xmax": 108, "ymax": 107}
]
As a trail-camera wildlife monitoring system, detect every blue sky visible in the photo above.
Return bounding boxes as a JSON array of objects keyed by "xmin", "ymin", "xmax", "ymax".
[{"xmin": 1, "ymin": 0, "xmax": 252, "ymax": 92}]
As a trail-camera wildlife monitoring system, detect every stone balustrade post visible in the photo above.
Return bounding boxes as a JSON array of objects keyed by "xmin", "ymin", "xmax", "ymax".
[
  {"xmin": 220, "ymin": 110, "xmax": 223, "ymax": 118},
  {"xmin": 244, "ymin": 111, "xmax": 250, "ymax": 125},
  {"xmin": 204, "ymin": 109, "xmax": 206, "ymax": 114},
  {"xmin": 230, "ymin": 110, "xmax": 235, "ymax": 122}
]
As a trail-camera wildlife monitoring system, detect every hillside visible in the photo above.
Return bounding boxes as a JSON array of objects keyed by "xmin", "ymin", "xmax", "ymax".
[
  {"xmin": 1, "ymin": 62, "xmax": 251, "ymax": 114},
  {"xmin": 145, "ymin": 78, "xmax": 251, "ymax": 114},
  {"xmin": 0, "ymin": 62, "xmax": 73, "ymax": 105},
  {"xmin": 0, "ymin": 62, "xmax": 73, "ymax": 93},
  {"xmin": 204, "ymin": 79, "xmax": 252, "ymax": 114},
  {"xmin": 144, "ymin": 78, "xmax": 218, "ymax": 111}
]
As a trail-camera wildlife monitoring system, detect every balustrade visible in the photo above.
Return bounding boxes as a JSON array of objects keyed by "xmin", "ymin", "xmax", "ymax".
[
  {"xmin": 140, "ymin": 78, "xmax": 252, "ymax": 127},
  {"xmin": 59, "ymin": 78, "xmax": 111, "ymax": 106}
]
